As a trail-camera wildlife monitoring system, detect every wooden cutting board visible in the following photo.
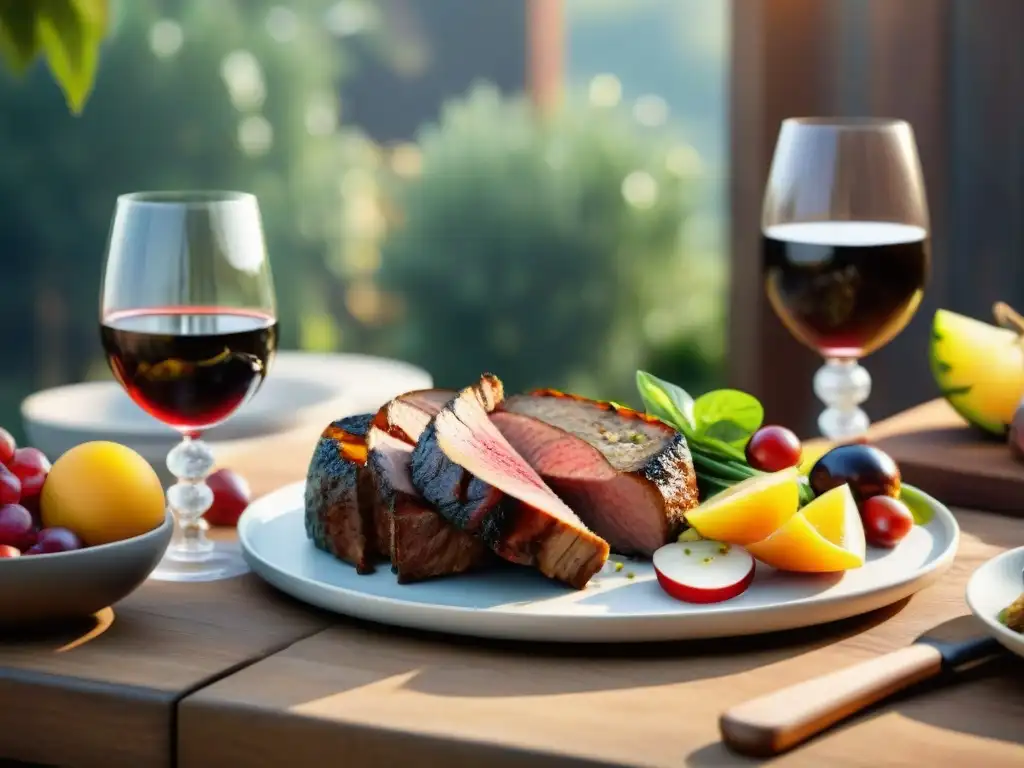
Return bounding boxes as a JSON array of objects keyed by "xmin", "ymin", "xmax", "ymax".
[{"xmin": 867, "ymin": 399, "xmax": 1024, "ymax": 515}]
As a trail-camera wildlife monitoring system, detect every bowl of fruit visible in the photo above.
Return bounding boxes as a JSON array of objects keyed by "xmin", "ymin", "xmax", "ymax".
[{"xmin": 0, "ymin": 430, "xmax": 172, "ymax": 626}]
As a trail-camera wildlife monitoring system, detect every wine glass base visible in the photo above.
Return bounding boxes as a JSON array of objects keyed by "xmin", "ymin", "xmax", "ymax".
[{"xmin": 148, "ymin": 540, "xmax": 249, "ymax": 582}]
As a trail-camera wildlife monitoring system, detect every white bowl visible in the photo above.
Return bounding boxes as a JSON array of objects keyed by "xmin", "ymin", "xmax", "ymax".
[
  {"xmin": 22, "ymin": 351, "xmax": 432, "ymax": 483},
  {"xmin": 965, "ymin": 546, "xmax": 1024, "ymax": 660}
]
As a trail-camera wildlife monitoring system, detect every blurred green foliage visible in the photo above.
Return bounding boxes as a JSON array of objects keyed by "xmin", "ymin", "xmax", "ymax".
[
  {"xmin": 0, "ymin": 0, "xmax": 108, "ymax": 113},
  {"xmin": 0, "ymin": 0, "xmax": 725, "ymax": 443},
  {"xmin": 377, "ymin": 84, "xmax": 723, "ymax": 406},
  {"xmin": 0, "ymin": 0, "xmax": 378, "ymax": 442}
]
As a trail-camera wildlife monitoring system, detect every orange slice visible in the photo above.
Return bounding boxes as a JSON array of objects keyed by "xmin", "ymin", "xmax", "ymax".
[
  {"xmin": 745, "ymin": 484, "xmax": 866, "ymax": 573},
  {"xmin": 685, "ymin": 468, "xmax": 800, "ymax": 546}
]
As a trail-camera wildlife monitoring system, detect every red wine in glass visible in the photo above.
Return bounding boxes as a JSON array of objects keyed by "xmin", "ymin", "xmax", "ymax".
[
  {"xmin": 101, "ymin": 307, "xmax": 278, "ymax": 435},
  {"xmin": 99, "ymin": 190, "xmax": 277, "ymax": 582},
  {"xmin": 763, "ymin": 221, "xmax": 929, "ymax": 358},
  {"xmin": 761, "ymin": 118, "xmax": 930, "ymax": 439}
]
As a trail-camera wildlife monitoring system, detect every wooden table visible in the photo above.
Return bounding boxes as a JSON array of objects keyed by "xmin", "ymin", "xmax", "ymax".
[
  {"xmin": 0, "ymin": 443, "xmax": 336, "ymax": 768},
  {"xmin": 4, "ymin": 405, "xmax": 1024, "ymax": 767}
]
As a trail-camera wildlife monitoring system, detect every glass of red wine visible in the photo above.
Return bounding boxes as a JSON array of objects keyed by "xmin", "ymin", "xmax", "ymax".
[
  {"xmin": 762, "ymin": 118, "xmax": 930, "ymax": 440},
  {"xmin": 99, "ymin": 191, "xmax": 278, "ymax": 581}
]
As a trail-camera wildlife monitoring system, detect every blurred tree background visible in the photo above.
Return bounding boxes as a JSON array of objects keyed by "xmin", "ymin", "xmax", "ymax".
[{"xmin": 0, "ymin": 0, "xmax": 725, "ymax": 443}]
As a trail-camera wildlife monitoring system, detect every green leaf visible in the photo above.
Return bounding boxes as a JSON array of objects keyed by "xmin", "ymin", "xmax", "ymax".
[
  {"xmin": 36, "ymin": 0, "xmax": 107, "ymax": 114},
  {"xmin": 702, "ymin": 419, "xmax": 753, "ymax": 444},
  {"xmin": 0, "ymin": 0, "xmax": 41, "ymax": 73},
  {"xmin": 635, "ymin": 369, "xmax": 695, "ymax": 434},
  {"xmin": 692, "ymin": 389, "xmax": 764, "ymax": 446}
]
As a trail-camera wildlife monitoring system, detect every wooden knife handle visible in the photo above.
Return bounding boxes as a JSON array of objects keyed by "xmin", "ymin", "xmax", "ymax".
[{"xmin": 720, "ymin": 643, "xmax": 943, "ymax": 757}]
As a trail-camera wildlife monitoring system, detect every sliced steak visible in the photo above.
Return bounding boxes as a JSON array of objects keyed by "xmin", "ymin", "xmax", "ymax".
[
  {"xmin": 372, "ymin": 388, "xmax": 454, "ymax": 445},
  {"xmin": 304, "ymin": 413, "xmax": 378, "ymax": 573},
  {"xmin": 411, "ymin": 376, "xmax": 610, "ymax": 589},
  {"xmin": 367, "ymin": 427, "xmax": 488, "ymax": 583},
  {"xmin": 496, "ymin": 390, "xmax": 698, "ymax": 556}
]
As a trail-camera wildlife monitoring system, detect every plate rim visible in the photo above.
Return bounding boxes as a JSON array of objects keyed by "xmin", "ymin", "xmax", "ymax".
[
  {"xmin": 20, "ymin": 351, "xmax": 432, "ymax": 438},
  {"xmin": 965, "ymin": 545, "xmax": 1024, "ymax": 657},
  {"xmin": 239, "ymin": 480, "xmax": 961, "ymax": 641}
]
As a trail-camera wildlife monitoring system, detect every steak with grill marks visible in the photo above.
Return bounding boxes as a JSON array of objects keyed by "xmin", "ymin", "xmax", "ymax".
[
  {"xmin": 367, "ymin": 427, "xmax": 488, "ymax": 583},
  {"xmin": 410, "ymin": 375, "xmax": 610, "ymax": 589},
  {"xmin": 304, "ymin": 413, "xmax": 377, "ymax": 573},
  {"xmin": 494, "ymin": 390, "xmax": 698, "ymax": 556},
  {"xmin": 365, "ymin": 387, "xmax": 489, "ymax": 582}
]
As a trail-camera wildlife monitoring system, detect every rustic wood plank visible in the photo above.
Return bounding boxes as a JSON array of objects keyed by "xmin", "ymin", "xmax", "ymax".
[
  {"xmin": 870, "ymin": 400, "xmax": 1024, "ymax": 514},
  {"xmin": 852, "ymin": 0, "xmax": 953, "ymax": 422},
  {"xmin": 729, "ymin": 0, "xmax": 843, "ymax": 435},
  {"xmin": 0, "ymin": 550, "xmax": 331, "ymax": 767},
  {"xmin": 178, "ymin": 508, "xmax": 1024, "ymax": 767},
  {"xmin": 948, "ymin": 0, "xmax": 1024, "ymax": 318}
]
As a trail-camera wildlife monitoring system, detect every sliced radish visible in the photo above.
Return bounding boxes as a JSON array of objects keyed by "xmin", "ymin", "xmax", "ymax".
[{"xmin": 653, "ymin": 540, "xmax": 755, "ymax": 604}]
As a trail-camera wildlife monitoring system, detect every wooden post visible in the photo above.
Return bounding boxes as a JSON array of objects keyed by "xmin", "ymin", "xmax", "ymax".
[
  {"xmin": 526, "ymin": 0, "xmax": 564, "ymax": 113},
  {"xmin": 729, "ymin": 0, "xmax": 843, "ymax": 435}
]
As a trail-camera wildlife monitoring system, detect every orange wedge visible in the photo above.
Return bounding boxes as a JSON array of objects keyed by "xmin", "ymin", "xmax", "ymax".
[
  {"xmin": 685, "ymin": 468, "xmax": 800, "ymax": 546},
  {"xmin": 745, "ymin": 484, "xmax": 866, "ymax": 573}
]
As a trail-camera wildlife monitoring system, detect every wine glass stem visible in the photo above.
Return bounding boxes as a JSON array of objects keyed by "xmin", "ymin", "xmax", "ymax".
[
  {"xmin": 813, "ymin": 358, "xmax": 872, "ymax": 440},
  {"xmin": 165, "ymin": 435, "xmax": 216, "ymax": 561}
]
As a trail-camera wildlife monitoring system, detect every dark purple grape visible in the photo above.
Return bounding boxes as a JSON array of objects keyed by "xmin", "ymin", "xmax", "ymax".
[
  {"xmin": 26, "ymin": 527, "xmax": 83, "ymax": 555},
  {"xmin": 0, "ymin": 504, "xmax": 35, "ymax": 550}
]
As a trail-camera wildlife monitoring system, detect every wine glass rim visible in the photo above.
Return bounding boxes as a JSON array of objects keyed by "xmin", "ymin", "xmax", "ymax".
[
  {"xmin": 783, "ymin": 116, "xmax": 910, "ymax": 130},
  {"xmin": 117, "ymin": 190, "xmax": 257, "ymax": 207}
]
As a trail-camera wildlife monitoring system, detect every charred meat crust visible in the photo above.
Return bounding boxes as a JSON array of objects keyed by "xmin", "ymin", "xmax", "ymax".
[
  {"xmin": 502, "ymin": 390, "xmax": 698, "ymax": 547},
  {"xmin": 410, "ymin": 376, "xmax": 609, "ymax": 589},
  {"xmin": 367, "ymin": 426, "xmax": 489, "ymax": 583},
  {"xmin": 304, "ymin": 413, "xmax": 378, "ymax": 573}
]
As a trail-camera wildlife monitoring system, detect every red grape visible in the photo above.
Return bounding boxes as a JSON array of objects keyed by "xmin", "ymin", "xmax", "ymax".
[
  {"xmin": 862, "ymin": 496, "xmax": 914, "ymax": 548},
  {"xmin": 0, "ymin": 544, "xmax": 20, "ymax": 558},
  {"xmin": 9, "ymin": 447, "xmax": 51, "ymax": 498},
  {"xmin": 0, "ymin": 427, "xmax": 15, "ymax": 466},
  {"xmin": 26, "ymin": 527, "xmax": 83, "ymax": 555},
  {"xmin": 0, "ymin": 463, "xmax": 20, "ymax": 506},
  {"xmin": 204, "ymin": 468, "xmax": 252, "ymax": 527},
  {"xmin": 745, "ymin": 425, "xmax": 803, "ymax": 472},
  {"xmin": 0, "ymin": 504, "xmax": 37, "ymax": 550}
]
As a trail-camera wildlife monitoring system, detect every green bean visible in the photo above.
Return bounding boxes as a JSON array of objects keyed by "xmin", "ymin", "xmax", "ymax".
[{"xmin": 691, "ymin": 451, "xmax": 753, "ymax": 483}]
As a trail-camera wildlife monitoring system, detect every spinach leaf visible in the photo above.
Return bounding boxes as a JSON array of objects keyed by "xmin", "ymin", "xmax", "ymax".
[
  {"xmin": 635, "ymin": 370, "xmax": 696, "ymax": 434},
  {"xmin": 693, "ymin": 389, "xmax": 764, "ymax": 447}
]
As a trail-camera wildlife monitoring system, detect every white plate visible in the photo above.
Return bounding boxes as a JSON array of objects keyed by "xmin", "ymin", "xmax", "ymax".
[
  {"xmin": 239, "ymin": 482, "xmax": 960, "ymax": 643},
  {"xmin": 966, "ymin": 546, "xmax": 1024, "ymax": 659},
  {"xmin": 22, "ymin": 352, "xmax": 432, "ymax": 453}
]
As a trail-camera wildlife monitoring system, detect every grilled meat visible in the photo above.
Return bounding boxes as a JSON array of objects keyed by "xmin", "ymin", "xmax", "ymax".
[
  {"xmin": 367, "ymin": 427, "xmax": 488, "ymax": 583},
  {"xmin": 304, "ymin": 413, "xmax": 378, "ymax": 573},
  {"xmin": 411, "ymin": 376, "xmax": 609, "ymax": 589},
  {"xmin": 496, "ymin": 390, "xmax": 698, "ymax": 556}
]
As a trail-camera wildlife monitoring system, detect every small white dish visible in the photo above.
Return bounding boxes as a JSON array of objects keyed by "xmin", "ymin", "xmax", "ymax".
[
  {"xmin": 966, "ymin": 546, "xmax": 1024, "ymax": 660},
  {"xmin": 239, "ymin": 482, "xmax": 960, "ymax": 643},
  {"xmin": 22, "ymin": 352, "xmax": 432, "ymax": 471}
]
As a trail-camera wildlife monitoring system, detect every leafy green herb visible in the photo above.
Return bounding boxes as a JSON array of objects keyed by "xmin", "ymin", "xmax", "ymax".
[
  {"xmin": 693, "ymin": 389, "xmax": 764, "ymax": 447},
  {"xmin": 636, "ymin": 370, "xmax": 695, "ymax": 433},
  {"xmin": 636, "ymin": 371, "xmax": 764, "ymax": 457}
]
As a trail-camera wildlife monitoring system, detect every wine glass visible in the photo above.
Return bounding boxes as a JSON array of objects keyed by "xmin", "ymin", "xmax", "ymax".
[
  {"xmin": 99, "ymin": 191, "xmax": 278, "ymax": 582},
  {"xmin": 761, "ymin": 118, "xmax": 930, "ymax": 440}
]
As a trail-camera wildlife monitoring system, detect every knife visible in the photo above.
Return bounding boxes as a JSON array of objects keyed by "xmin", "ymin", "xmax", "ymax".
[{"xmin": 719, "ymin": 625, "xmax": 1002, "ymax": 757}]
